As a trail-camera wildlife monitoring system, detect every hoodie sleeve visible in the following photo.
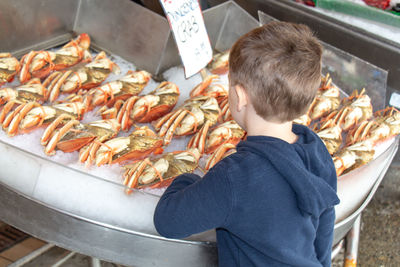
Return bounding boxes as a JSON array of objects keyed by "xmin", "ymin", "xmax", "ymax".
[
  {"xmin": 153, "ymin": 165, "xmax": 233, "ymax": 239},
  {"xmin": 314, "ymin": 207, "xmax": 335, "ymax": 266}
]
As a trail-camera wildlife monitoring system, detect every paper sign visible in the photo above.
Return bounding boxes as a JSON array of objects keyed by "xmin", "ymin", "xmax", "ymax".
[
  {"xmin": 389, "ymin": 92, "xmax": 400, "ymax": 109},
  {"xmin": 160, "ymin": 0, "xmax": 213, "ymax": 78}
]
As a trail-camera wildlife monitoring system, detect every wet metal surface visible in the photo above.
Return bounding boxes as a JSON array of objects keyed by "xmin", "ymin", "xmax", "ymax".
[
  {"xmin": 0, "ymin": 149, "xmax": 399, "ymax": 266},
  {"xmin": 333, "ymin": 150, "xmax": 400, "ymax": 266}
]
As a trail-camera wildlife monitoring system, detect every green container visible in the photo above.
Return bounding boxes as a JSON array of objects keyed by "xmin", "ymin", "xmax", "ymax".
[{"xmin": 316, "ymin": 0, "xmax": 400, "ymax": 28}]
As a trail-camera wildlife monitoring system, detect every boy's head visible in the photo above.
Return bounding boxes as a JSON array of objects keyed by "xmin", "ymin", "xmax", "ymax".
[{"xmin": 229, "ymin": 21, "xmax": 323, "ymax": 123}]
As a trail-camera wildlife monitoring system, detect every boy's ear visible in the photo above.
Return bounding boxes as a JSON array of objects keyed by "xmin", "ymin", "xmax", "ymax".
[{"xmin": 234, "ymin": 85, "xmax": 248, "ymax": 111}]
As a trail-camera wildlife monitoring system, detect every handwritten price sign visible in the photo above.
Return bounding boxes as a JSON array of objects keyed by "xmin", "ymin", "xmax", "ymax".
[{"xmin": 160, "ymin": 0, "xmax": 212, "ymax": 78}]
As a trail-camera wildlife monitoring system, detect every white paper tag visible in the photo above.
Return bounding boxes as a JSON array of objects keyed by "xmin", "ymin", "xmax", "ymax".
[
  {"xmin": 160, "ymin": 0, "xmax": 213, "ymax": 78},
  {"xmin": 389, "ymin": 92, "xmax": 400, "ymax": 109}
]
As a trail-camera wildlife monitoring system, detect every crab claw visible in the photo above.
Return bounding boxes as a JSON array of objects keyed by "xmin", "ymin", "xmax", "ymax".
[
  {"xmin": 0, "ymin": 100, "xmax": 18, "ymax": 124},
  {"xmin": 187, "ymin": 120, "xmax": 211, "ymax": 154},
  {"xmin": 123, "ymin": 159, "xmax": 152, "ymax": 194},
  {"xmin": 190, "ymin": 75, "xmax": 219, "ymax": 98},
  {"xmin": 207, "ymin": 50, "xmax": 230, "ymax": 75},
  {"xmin": 41, "ymin": 113, "xmax": 75, "ymax": 145},
  {"xmin": 0, "ymin": 53, "xmax": 21, "ymax": 85},
  {"xmin": 119, "ymin": 96, "xmax": 139, "ymax": 131},
  {"xmin": 73, "ymin": 33, "xmax": 91, "ymax": 50},
  {"xmin": 19, "ymin": 51, "xmax": 37, "ymax": 83},
  {"xmin": 205, "ymin": 143, "xmax": 236, "ymax": 171},
  {"xmin": 6, "ymin": 102, "xmax": 40, "ymax": 137},
  {"xmin": 122, "ymin": 148, "xmax": 200, "ymax": 194},
  {"xmin": 94, "ymin": 126, "xmax": 163, "ymax": 166},
  {"xmin": 44, "ymin": 120, "xmax": 80, "ymax": 155},
  {"xmin": 99, "ymin": 99, "xmax": 125, "ymax": 119}
]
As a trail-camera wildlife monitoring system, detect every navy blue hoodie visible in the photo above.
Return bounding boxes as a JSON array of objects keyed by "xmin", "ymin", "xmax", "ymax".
[{"xmin": 154, "ymin": 124, "xmax": 340, "ymax": 266}]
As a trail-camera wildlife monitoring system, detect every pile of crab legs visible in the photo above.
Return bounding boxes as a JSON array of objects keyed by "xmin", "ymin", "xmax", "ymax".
[
  {"xmin": 0, "ymin": 34, "xmax": 171, "ymax": 187},
  {"xmin": 2, "ymin": 42, "xmax": 399, "ymax": 192},
  {"xmin": 125, "ymin": 65, "xmax": 400, "ymax": 185},
  {"xmin": 294, "ymin": 73, "xmax": 400, "ymax": 176},
  {"xmin": 1, "ymin": 39, "xmax": 243, "ymax": 193}
]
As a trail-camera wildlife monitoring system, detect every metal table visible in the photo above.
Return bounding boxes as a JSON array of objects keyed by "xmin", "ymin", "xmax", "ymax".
[{"xmin": 1, "ymin": 1, "xmax": 399, "ymax": 266}]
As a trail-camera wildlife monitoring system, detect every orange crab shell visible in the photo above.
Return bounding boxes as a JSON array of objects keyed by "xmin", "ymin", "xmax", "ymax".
[
  {"xmin": 19, "ymin": 51, "xmax": 52, "ymax": 83},
  {"xmin": 125, "ymin": 81, "xmax": 180, "ymax": 126},
  {"xmin": 123, "ymin": 149, "xmax": 200, "ymax": 193},
  {"xmin": 56, "ymin": 136, "xmax": 96, "ymax": 153},
  {"xmin": 94, "ymin": 126, "xmax": 164, "ymax": 167},
  {"xmin": 53, "ymin": 33, "xmax": 92, "ymax": 71},
  {"xmin": 207, "ymin": 50, "xmax": 230, "ymax": 75},
  {"xmin": 134, "ymin": 103, "xmax": 177, "ymax": 123},
  {"xmin": 0, "ymin": 53, "xmax": 21, "ymax": 86},
  {"xmin": 205, "ymin": 143, "xmax": 236, "ymax": 171},
  {"xmin": 209, "ymin": 65, "xmax": 229, "ymax": 75},
  {"xmin": 136, "ymin": 175, "xmax": 175, "ymax": 190},
  {"xmin": 109, "ymin": 140, "xmax": 164, "ymax": 165},
  {"xmin": 205, "ymin": 137, "xmax": 242, "ymax": 155}
]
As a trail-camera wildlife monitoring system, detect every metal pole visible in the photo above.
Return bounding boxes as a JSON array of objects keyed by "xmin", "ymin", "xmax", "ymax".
[
  {"xmin": 91, "ymin": 257, "xmax": 102, "ymax": 267},
  {"xmin": 344, "ymin": 214, "xmax": 361, "ymax": 267},
  {"xmin": 331, "ymin": 239, "xmax": 344, "ymax": 260},
  {"xmin": 7, "ymin": 243, "xmax": 55, "ymax": 267},
  {"xmin": 51, "ymin": 251, "xmax": 76, "ymax": 267}
]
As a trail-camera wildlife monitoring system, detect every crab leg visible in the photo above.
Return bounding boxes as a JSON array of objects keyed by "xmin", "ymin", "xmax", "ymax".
[
  {"xmin": 44, "ymin": 120, "xmax": 80, "ymax": 155},
  {"xmin": 196, "ymin": 121, "xmax": 211, "ymax": 154},
  {"xmin": 346, "ymin": 121, "xmax": 376, "ymax": 146},
  {"xmin": 79, "ymin": 144, "xmax": 91, "ymax": 163},
  {"xmin": 94, "ymin": 141, "xmax": 118, "ymax": 166},
  {"xmin": 125, "ymin": 159, "xmax": 151, "ymax": 194},
  {"xmin": 120, "ymin": 96, "xmax": 139, "ymax": 131},
  {"xmin": 220, "ymin": 98, "xmax": 230, "ymax": 122},
  {"xmin": 152, "ymin": 111, "xmax": 175, "ymax": 131},
  {"xmin": 187, "ymin": 120, "xmax": 211, "ymax": 154},
  {"xmin": 99, "ymin": 99, "xmax": 124, "ymax": 119},
  {"xmin": 19, "ymin": 105, "xmax": 48, "ymax": 131},
  {"xmin": 190, "ymin": 75, "xmax": 219, "ymax": 98},
  {"xmin": 88, "ymin": 142, "xmax": 101, "ymax": 164},
  {"xmin": 123, "ymin": 161, "xmax": 141, "ymax": 186},
  {"xmin": 205, "ymin": 143, "xmax": 236, "ymax": 171},
  {"xmin": 0, "ymin": 101, "xmax": 18, "ymax": 124},
  {"xmin": 43, "ymin": 72, "xmax": 62, "ymax": 89},
  {"xmin": 19, "ymin": 51, "xmax": 37, "ymax": 83},
  {"xmin": 79, "ymin": 141, "xmax": 102, "ymax": 167},
  {"xmin": 163, "ymin": 110, "xmax": 188, "ymax": 145},
  {"xmin": 48, "ymin": 70, "xmax": 73, "ymax": 102},
  {"xmin": 158, "ymin": 109, "xmax": 184, "ymax": 138},
  {"xmin": 6, "ymin": 102, "xmax": 39, "ymax": 136},
  {"xmin": 41, "ymin": 113, "xmax": 75, "ymax": 145},
  {"xmin": 2, "ymin": 103, "xmax": 26, "ymax": 130}
]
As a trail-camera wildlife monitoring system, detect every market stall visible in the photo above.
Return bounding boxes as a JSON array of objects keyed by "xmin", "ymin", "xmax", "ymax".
[{"xmin": 0, "ymin": 1, "xmax": 399, "ymax": 266}]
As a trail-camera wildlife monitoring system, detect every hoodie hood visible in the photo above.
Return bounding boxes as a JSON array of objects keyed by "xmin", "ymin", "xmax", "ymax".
[{"xmin": 237, "ymin": 124, "xmax": 340, "ymax": 217}]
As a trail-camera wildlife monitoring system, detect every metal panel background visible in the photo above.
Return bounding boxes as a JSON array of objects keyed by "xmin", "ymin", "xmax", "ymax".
[
  {"xmin": 157, "ymin": 2, "xmax": 231, "ymax": 75},
  {"xmin": 0, "ymin": 0, "xmax": 78, "ymax": 57},
  {"xmin": 157, "ymin": 1, "xmax": 259, "ymax": 74},
  {"xmin": 203, "ymin": 2, "xmax": 232, "ymax": 50},
  {"xmin": 210, "ymin": 0, "xmax": 400, "ymax": 107},
  {"xmin": 74, "ymin": 0, "xmax": 171, "ymax": 74},
  {"xmin": 214, "ymin": 2, "xmax": 259, "ymax": 52}
]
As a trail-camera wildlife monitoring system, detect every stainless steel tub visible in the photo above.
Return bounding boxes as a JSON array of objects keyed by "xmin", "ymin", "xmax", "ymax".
[
  {"xmin": 0, "ymin": 0, "xmax": 398, "ymax": 266},
  {"xmin": 0, "ymin": 1, "xmax": 256, "ymax": 266}
]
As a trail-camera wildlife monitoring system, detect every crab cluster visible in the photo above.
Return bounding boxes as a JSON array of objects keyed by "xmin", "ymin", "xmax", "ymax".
[{"xmin": 295, "ymin": 74, "xmax": 399, "ymax": 176}]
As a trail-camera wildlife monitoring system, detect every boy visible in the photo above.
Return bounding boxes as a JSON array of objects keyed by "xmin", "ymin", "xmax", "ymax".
[{"xmin": 154, "ymin": 22, "xmax": 340, "ymax": 267}]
